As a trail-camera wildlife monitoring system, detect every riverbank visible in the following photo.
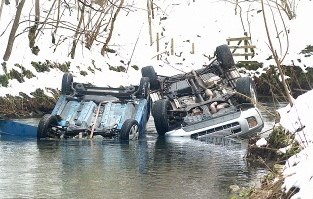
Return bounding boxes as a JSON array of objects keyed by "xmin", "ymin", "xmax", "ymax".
[{"xmin": 244, "ymin": 90, "xmax": 313, "ymax": 198}]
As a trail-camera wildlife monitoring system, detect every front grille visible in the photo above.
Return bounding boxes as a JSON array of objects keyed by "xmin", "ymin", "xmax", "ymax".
[{"xmin": 191, "ymin": 122, "xmax": 241, "ymax": 139}]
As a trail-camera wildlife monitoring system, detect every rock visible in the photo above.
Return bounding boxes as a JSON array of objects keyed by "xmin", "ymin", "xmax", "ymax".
[{"xmin": 229, "ymin": 184, "xmax": 240, "ymax": 193}]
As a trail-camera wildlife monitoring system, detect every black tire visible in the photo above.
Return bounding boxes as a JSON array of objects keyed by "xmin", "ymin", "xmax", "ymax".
[
  {"xmin": 120, "ymin": 119, "xmax": 139, "ymax": 141},
  {"xmin": 61, "ymin": 73, "xmax": 73, "ymax": 95},
  {"xmin": 141, "ymin": 66, "xmax": 160, "ymax": 90},
  {"xmin": 137, "ymin": 77, "xmax": 150, "ymax": 98},
  {"xmin": 153, "ymin": 99, "xmax": 171, "ymax": 136},
  {"xmin": 37, "ymin": 114, "xmax": 59, "ymax": 139},
  {"xmin": 216, "ymin": 45, "xmax": 235, "ymax": 70},
  {"xmin": 236, "ymin": 77, "xmax": 257, "ymax": 104},
  {"xmin": 146, "ymin": 97, "xmax": 152, "ymax": 122}
]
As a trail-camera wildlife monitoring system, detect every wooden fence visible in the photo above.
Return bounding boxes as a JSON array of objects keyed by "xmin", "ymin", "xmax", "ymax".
[{"xmin": 226, "ymin": 32, "xmax": 256, "ymax": 60}]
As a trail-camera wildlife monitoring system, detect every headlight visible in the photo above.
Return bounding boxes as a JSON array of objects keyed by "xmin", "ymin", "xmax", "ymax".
[{"xmin": 246, "ymin": 116, "xmax": 257, "ymax": 128}]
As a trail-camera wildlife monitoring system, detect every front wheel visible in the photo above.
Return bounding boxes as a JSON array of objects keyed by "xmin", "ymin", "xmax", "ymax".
[
  {"xmin": 153, "ymin": 99, "xmax": 171, "ymax": 136},
  {"xmin": 61, "ymin": 73, "xmax": 73, "ymax": 95},
  {"xmin": 236, "ymin": 77, "xmax": 257, "ymax": 104},
  {"xmin": 141, "ymin": 66, "xmax": 160, "ymax": 90},
  {"xmin": 37, "ymin": 114, "xmax": 59, "ymax": 139},
  {"xmin": 216, "ymin": 45, "xmax": 235, "ymax": 70},
  {"xmin": 120, "ymin": 119, "xmax": 139, "ymax": 141}
]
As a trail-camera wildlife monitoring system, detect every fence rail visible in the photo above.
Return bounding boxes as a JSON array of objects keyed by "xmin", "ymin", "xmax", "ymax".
[{"xmin": 226, "ymin": 32, "xmax": 255, "ymax": 60}]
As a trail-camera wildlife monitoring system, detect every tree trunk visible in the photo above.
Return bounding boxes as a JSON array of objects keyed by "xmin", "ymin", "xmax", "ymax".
[
  {"xmin": 35, "ymin": 0, "xmax": 40, "ymax": 23},
  {"xmin": 261, "ymin": 0, "xmax": 293, "ymax": 106},
  {"xmin": 3, "ymin": 0, "xmax": 25, "ymax": 61},
  {"xmin": 70, "ymin": 3, "xmax": 85, "ymax": 59},
  {"xmin": 28, "ymin": 0, "xmax": 40, "ymax": 52},
  {"xmin": 0, "ymin": 0, "xmax": 5, "ymax": 21},
  {"xmin": 101, "ymin": 0, "xmax": 124, "ymax": 55}
]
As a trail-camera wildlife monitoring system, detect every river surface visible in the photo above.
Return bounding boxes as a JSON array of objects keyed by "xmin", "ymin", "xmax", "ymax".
[{"xmin": 0, "ymin": 102, "xmax": 281, "ymax": 199}]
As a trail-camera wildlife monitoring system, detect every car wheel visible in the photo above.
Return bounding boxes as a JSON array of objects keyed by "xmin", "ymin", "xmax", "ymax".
[
  {"xmin": 216, "ymin": 44, "xmax": 235, "ymax": 70},
  {"xmin": 236, "ymin": 77, "xmax": 257, "ymax": 104},
  {"xmin": 61, "ymin": 73, "xmax": 73, "ymax": 95},
  {"xmin": 153, "ymin": 99, "xmax": 171, "ymax": 136},
  {"xmin": 37, "ymin": 114, "xmax": 59, "ymax": 139},
  {"xmin": 137, "ymin": 77, "xmax": 150, "ymax": 99},
  {"xmin": 146, "ymin": 97, "xmax": 152, "ymax": 122},
  {"xmin": 141, "ymin": 66, "xmax": 160, "ymax": 90},
  {"xmin": 120, "ymin": 119, "xmax": 139, "ymax": 141}
]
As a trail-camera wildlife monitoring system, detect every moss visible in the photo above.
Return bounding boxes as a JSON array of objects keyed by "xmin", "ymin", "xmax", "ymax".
[
  {"xmin": 247, "ymin": 125, "xmax": 300, "ymax": 164},
  {"xmin": 0, "ymin": 89, "xmax": 57, "ymax": 118},
  {"xmin": 0, "ymin": 75, "xmax": 9, "ymax": 87},
  {"xmin": 236, "ymin": 61, "xmax": 263, "ymax": 71},
  {"xmin": 2, "ymin": 62, "xmax": 8, "ymax": 73},
  {"xmin": 31, "ymin": 46, "xmax": 40, "ymax": 55},
  {"xmin": 300, "ymin": 45, "xmax": 313, "ymax": 57},
  {"xmin": 229, "ymin": 186, "xmax": 255, "ymax": 199},
  {"xmin": 103, "ymin": 48, "xmax": 116, "ymax": 53},
  {"xmin": 80, "ymin": 70, "xmax": 88, "ymax": 76},
  {"xmin": 109, "ymin": 65, "xmax": 126, "ymax": 72},
  {"xmin": 31, "ymin": 60, "xmax": 70, "ymax": 73},
  {"xmin": 87, "ymin": 66, "xmax": 95, "ymax": 73},
  {"xmin": 14, "ymin": 64, "xmax": 35, "ymax": 79},
  {"xmin": 58, "ymin": 61, "xmax": 71, "ymax": 72},
  {"xmin": 267, "ymin": 126, "xmax": 290, "ymax": 148},
  {"xmin": 31, "ymin": 61, "xmax": 50, "ymax": 72},
  {"xmin": 131, "ymin": 65, "xmax": 139, "ymax": 71},
  {"xmin": 9, "ymin": 69, "xmax": 24, "ymax": 83}
]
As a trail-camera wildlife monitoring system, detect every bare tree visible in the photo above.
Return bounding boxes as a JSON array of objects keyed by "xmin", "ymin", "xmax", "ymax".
[
  {"xmin": 28, "ymin": 0, "xmax": 40, "ymax": 54},
  {"xmin": 0, "ymin": 0, "xmax": 4, "ymax": 21},
  {"xmin": 70, "ymin": 2, "xmax": 85, "ymax": 59},
  {"xmin": 261, "ymin": 0, "xmax": 293, "ymax": 106},
  {"xmin": 147, "ymin": 0, "xmax": 153, "ymax": 46},
  {"xmin": 3, "ymin": 0, "xmax": 25, "ymax": 61},
  {"xmin": 101, "ymin": 0, "xmax": 124, "ymax": 55}
]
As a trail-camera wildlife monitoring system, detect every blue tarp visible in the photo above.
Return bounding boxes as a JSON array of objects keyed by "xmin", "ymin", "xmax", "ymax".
[{"xmin": 0, "ymin": 120, "xmax": 38, "ymax": 137}]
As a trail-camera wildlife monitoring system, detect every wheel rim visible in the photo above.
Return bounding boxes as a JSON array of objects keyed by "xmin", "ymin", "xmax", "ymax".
[{"xmin": 128, "ymin": 124, "xmax": 139, "ymax": 140}]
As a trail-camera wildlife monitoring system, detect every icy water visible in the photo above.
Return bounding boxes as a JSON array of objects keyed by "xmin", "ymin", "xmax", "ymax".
[{"xmin": 0, "ymin": 102, "xmax": 279, "ymax": 199}]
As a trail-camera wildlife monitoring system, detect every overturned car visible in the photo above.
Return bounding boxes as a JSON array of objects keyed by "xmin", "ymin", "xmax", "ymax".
[
  {"xmin": 142, "ymin": 44, "xmax": 264, "ymax": 139},
  {"xmin": 37, "ymin": 73, "xmax": 151, "ymax": 141}
]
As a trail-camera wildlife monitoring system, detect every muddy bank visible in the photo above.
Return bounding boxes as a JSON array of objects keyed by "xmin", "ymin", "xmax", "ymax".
[
  {"xmin": 240, "ymin": 125, "xmax": 300, "ymax": 199},
  {"xmin": 237, "ymin": 62, "xmax": 313, "ymax": 99},
  {"xmin": 0, "ymin": 89, "xmax": 58, "ymax": 119}
]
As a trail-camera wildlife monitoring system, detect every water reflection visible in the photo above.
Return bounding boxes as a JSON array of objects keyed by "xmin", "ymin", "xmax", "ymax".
[
  {"xmin": 0, "ymin": 135, "xmax": 267, "ymax": 199},
  {"xmin": 0, "ymin": 108, "xmax": 280, "ymax": 199}
]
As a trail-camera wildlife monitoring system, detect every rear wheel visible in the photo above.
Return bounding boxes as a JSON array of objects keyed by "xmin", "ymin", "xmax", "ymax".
[
  {"xmin": 153, "ymin": 99, "xmax": 171, "ymax": 136},
  {"xmin": 61, "ymin": 73, "xmax": 73, "ymax": 95},
  {"xmin": 137, "ymin": 77, "xmax": 150, "ymax": 98},
  {"xmin": 236, "ymin": 77, "xmax": 257, "ymax": 104},
  {"xmin": 37, "ymin": 114, "xmax": 59, "ymax": 139},
  {"xmin": 216, "ymin": 45, "xmax": 235, "ymax": 70},
  {"xmin": 120, "ymin": 119, "xmax": 139, "ymax": 141},
  {"xmin": 141, "ymin": 66, "xmax": 160, "ymax": 90}
]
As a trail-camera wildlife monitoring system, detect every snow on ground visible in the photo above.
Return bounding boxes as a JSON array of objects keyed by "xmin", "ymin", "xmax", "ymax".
[
  {"xmin": 1, "ymin": 0, "xmax": 313, "ymax": 197},
  {"xmin": 277, "ymin": 92, "xmax": 313, "ymax": 198},
  {"xmin": 1, "ymin": 0, "xmax": 313, "ymax": 97},
  {"xmin": 277, "ymin": 90, "xmax": 313, "ymax": 198}
]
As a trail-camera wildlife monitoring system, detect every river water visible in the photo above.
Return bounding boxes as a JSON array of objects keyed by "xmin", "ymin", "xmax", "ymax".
[{"xmin": 0, "ymin": 102, "xmax": 280, "ymax": 199}]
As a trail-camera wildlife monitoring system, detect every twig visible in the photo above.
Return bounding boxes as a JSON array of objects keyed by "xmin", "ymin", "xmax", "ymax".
[{"xmin": 126, "ymin": 22, "xmax": 144, "ymax": 73}]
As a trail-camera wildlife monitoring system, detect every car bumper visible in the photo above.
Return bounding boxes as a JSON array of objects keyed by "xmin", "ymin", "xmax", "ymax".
[{"xmin": 165, "ymin": 107, "xmax": 264, "ymax": 139}]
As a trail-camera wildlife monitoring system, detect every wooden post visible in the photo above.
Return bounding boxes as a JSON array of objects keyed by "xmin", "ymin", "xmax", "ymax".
[
  {"xmin": 191, "ymin": 42, "xmax": 195, "ymax": 54},
  {"xmin": 244, "ymin": 32, "xmax": 248, "ymax": 60},
  {"xmin": 156, "ymin": 32, "xmax": 159, "ymax": 60},
  {"xmin": 171, "ymin": 38, "xmax": 174, "ymax": 55}
]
